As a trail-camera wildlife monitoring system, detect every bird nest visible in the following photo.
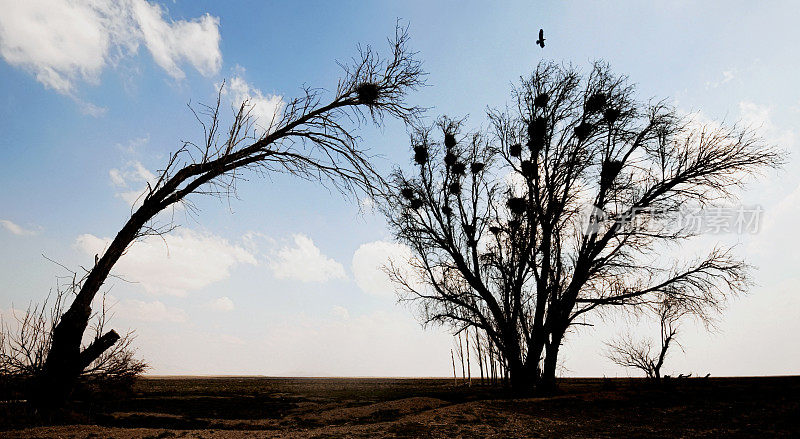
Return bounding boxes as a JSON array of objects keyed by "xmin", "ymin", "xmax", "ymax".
[
  {"xmin": 603, "ymin": 108, "xmax": 621, "ymax": 125},
  {"xmin": 574, "ymin": 122, "xmax": 593, "ymax": 141},
  {"xmin": 585, "ymin": 92, "xmax": 608, "ymax": 114},
  {"xmin": 444, "ymin": 133, "xmax": 457, "ymax": 149},
  {"xmin": 356, "ymin": 82, "xmax": 380, "ymax": 105},
  {"xmin": 534, "ymin": 92, "xmax": 549, "ymax": 108},
  {"xmin": 520, "ymin": 160, "xmax": 534, "ymax": 177},
  {"xmin": 528, "ymin": 117, "xmax": 547, "ymax": 151},
  {"xmin": 506, "ymin": 197, "xmax": 526, "ymax": 216},
  {"xmin": 451, "ymin": 162, "xmax": 467, "ymax": 176},
  {"xmin": 600, "ymin": 159, "xmax": 623, "ymax": 188},
  {"xmin": 414, "ymin": 145, "xmax": 429, "ymax": 165}
]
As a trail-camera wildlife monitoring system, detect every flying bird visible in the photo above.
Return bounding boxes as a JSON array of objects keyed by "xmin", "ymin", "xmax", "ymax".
[{"xmin": 536, "ymin": 29, "xmax": 545, "ymax": 48}]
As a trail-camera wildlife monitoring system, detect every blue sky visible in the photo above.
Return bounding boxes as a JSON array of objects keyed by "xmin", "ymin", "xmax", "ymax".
[{"xmin": 0, "ymin": 1, "xmax": 798, "ymax": 376}]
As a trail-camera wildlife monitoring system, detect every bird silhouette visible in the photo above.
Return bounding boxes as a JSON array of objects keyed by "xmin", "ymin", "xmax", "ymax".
[{"xmin": 536, "ymin": 29, "xmax": 545, "ymax": 48}]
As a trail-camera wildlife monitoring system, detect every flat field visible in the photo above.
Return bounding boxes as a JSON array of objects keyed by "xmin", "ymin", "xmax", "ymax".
[{"xmin": 2, "ymin": 376, "xmax": 798, "ymax": 437}]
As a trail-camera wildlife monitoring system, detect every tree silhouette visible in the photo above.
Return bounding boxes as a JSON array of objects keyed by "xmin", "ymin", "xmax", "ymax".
[
  {"xmin": 383, "ymin": 61, "xmax": 782, "ymax": 393},
  {"xmin": 605, "ymin": 297, "xmax": 689, "ymax": 381},
  {"xmin": 36, "ymin": 25, "xmax": 424, "ymax": 410}
]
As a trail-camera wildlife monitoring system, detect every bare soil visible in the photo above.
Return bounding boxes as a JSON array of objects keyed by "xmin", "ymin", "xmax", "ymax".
[{"xmin": 1, "ymin": 376, "xmax": 798, "ymax": 437}]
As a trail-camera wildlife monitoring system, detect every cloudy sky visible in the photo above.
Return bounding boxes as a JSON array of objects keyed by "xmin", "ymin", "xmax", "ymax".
[{"xmin": 0, "ymin": 1, "xmax": 798, "ymax": 377}]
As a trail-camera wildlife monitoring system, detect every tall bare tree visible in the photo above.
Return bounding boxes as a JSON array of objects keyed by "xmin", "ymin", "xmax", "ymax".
[
  {"xmin": 37, "ymin": 26, "xmax": 424, "ymax": 409},
  {"xmin": 383, "ymin": 62, "xmax": 782, "ymax": 393}
]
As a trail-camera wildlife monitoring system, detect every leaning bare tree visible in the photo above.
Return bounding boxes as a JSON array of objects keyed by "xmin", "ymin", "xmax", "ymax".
[
  {"xmin": 37, "ymin": 26, "xmax": 423, "ymax": 409},
  {"xmin": 604, "ymin": 297, "xmax": 690, "ymax": 381},
  {"xmin": 382, "ymin": 61, "xmax": 781, "ymax": 393}
]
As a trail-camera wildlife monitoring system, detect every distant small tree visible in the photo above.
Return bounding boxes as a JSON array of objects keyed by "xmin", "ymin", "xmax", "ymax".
[
  {"xmin": 604, "ymin": 297, "xmax": 688, "ymax": 380},
  {"xmin": 36, "ymin": 25, "xmax": 424, "ymax": 410}
]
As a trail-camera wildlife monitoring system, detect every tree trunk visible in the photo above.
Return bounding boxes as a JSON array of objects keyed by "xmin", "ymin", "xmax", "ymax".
[
  {"xmin": 505, "ymin": 356, "xmax": 537, "ymax": 395},
  {"xmin": 539, "ymin": 330, "xmax": 564, "ymax": 393},
  {"xmin": 36, "ymin": 211, "xmax": 148, "ymax": 410},
  {"xmin": 451, "ymin": 349, "xmax": 457, "ymax": 386},
  {"xmin": 32, "ymin": 307, "xmax": 90, "ymax": 409}
]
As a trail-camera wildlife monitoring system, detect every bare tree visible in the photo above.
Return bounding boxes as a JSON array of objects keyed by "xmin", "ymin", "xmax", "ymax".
[
  {"xmin": 382, "ymin": 61, "xmax": 782, "ymax": 393},
  {"xmin": 474, "ymin": 327, "xmax": 485, "ymax": 384},
  {"xmin": 0, "ymin": 278, "xmax": 146, "ymax": 400},
  {"xmin": 37, "ymin": 26, "xmax": 424, "ymax": 409},
  {"xmin": 450, "ymin": 348, "xmax": 457, "ymax": 386},
  {"xmin": 605, "ymin": 297, "xmax": 689, "ymax": 380}
]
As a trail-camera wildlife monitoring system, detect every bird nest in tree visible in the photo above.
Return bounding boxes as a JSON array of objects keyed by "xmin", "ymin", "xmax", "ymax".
[
  {"xmin": 401, "ymin": 187, "xmax": 415, "ymax": 200},
  {"xmin": 409, "ymin": 198, "xmax": 423, "ymax": 209},
  {"xmin": 448, "ymin": 182, "xmax": 461, "ymax": 194},
  {"xmin": 574, "ymin": 122, "xmax": 593, "ymax": 141},
  {"xmin": 528, "ymin": 117, "xmax": 547, "ymax": 151},
  {"xmin": 600, "ymin": 159, "xmax": 623, "ymax": 188},
  {"xmin": 604, "ymin": 107, "xmax": 621, "ymax": 125},
  {"xmin": 451, "ymin": 162, "xmax": 466, "ymax": 176},
  {"xmin": 444, "ymin": 152, "xmax": 457, "ymax": 167},
  {"xmin": 356, "ymin": 82, "xmax": 380, "ymax": 105},
  {"xmin": 414, "ymin": 145, "xmax": 428, "ymax": 165},
  {"xmin": 506, "ymin": 197, "xmax": 526, "ymax": 215},
  {"xmin": 534, "ymin": 92, "xmax": 549, "ymax": 108},
  {"xmin": 509, "ymin": 143, "xmax": 522, "ymax": 157},
  {"xmin": 444, "ymin": 133, "xmax": 457, "ymax": 149},
  {"xmin": 470, "ymin": 162, "xmax": 485, "ymax": 174},
  {"xmin": 442, "ymin": 205, "xmax": 453, "ymax": 216},
  {"xmin": 521, "ymin": 160, "xmax": 534, "ymax": 176},
  {"xmin": 585, "ymin": 92, "xmax": 608, "ymax": 114}
]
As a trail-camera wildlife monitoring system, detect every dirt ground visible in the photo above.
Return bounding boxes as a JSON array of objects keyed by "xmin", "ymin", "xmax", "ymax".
[{"xmin": 2, "ymin": 376, "xmax": 798, "ymax": 438}]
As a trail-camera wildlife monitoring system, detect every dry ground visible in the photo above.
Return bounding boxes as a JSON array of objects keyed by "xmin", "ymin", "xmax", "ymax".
[{"xmin": 1, "ymin": 376, "xmax": 799, "ymax": 437}]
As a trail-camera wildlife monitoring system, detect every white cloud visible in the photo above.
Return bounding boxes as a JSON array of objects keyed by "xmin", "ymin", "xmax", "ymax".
[
  {"xmin": 108, "ymin": 160, "xmax": 157, "ymax": 206},
  {"xmin": 75, "ymin": 228, "xmax": 257, "ymax": 296},
  {"xmin": 214, "ymin": 334, "xmax": 245, "ymax": 346},
  {"xmin": 739, "ymin": 101, "xmax": 795, "ymax": 148},
  {"xmin": 330, "ymin": 305, "xmax": 350, "ymax": 320},
  {"xmin": 0, "ymin": 0, "xmax": 221, "ymax": 96},
  {"xmin": 224, "ymin": 71, "xmax": 284, "ymax": 135},
  {"xmin": 208, "ymin": 296, "xmax": 235, "ymax": 312},
  {"xmin": 115, "ymin": 135, "xmax": 150, "ymax": 154},
  {"xmin": 114, "ymin": 298, "xmax": 188, "ymax": 323},
  {"xmin": 352, "ymin": 240, "xmax": 415, "ymax": 297},
  {"xmin": 131, "ymin": 0, "xmax": 221, "ymax": 79},
  {"xmin": 0, "ymin": 219, "xmax": 39, "ymax": 236},
  {"xmin": 705, "ymin": 69, "xmax": 735, "ymax": 89},
  {"xmin": 269, "ymin": 234, "xmax": 346, "ymax": 283},
  {"xmin": 359, "ymin": 197, "xmax": 376, "ymax": 211},
  {"xmin": 109, "ymin": 168, "xmax": 127, "ymax": 187}
]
